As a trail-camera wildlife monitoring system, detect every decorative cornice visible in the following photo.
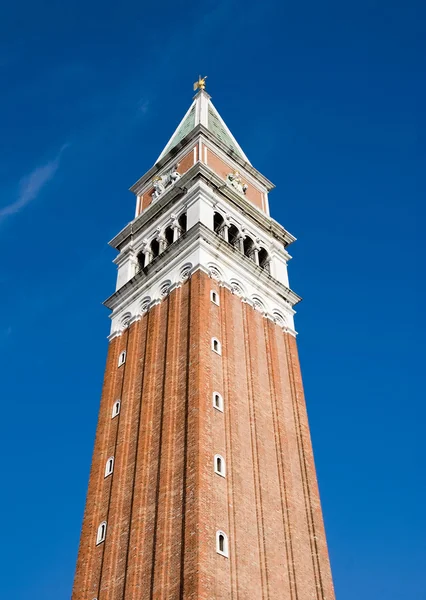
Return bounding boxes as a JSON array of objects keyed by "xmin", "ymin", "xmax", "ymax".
[
  {"xmin": 110, "ymin": 162, "xmax": 295, "ymax": 250},
  {"xmin": 107, "ymin": 286, "xmax": 297, "ymax": 341}
]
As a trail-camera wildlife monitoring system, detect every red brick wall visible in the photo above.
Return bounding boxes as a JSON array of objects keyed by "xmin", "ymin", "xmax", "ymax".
[
  {"xmin": 72, "ymin": 270, "xmax": 334, "ymax": 599},
  {"xmin": 139, "ymin": 148, "xmax": 196, "ymax": 214},
  {"xmin": 205, "ymin": 148, "xmax": 266, "ymax": 212}
]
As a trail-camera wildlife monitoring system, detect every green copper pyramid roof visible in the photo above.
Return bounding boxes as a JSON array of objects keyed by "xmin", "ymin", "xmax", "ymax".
[
  {"xmin": 156, "ymin": 90, "xmax": 250, "ymax": 164},
  {"xmin": 207, "ymin": 106, "xmax": 243, "ymax": 157},
  {"xmin": 161, "ymin": 105, "xmax": 196, "ymax": 158}
]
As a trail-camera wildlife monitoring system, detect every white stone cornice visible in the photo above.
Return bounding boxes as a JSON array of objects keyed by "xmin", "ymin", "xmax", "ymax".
[
  {"xmin": 105, "ymin": 223, "xmax": 300, "ymax": 311},
  {"xmin": 105, "ymin": 222, "xmax": 300, "ymax": 339},
  {"xmin": 113, "ymin": 246, "xmax": 136, "ymax": 267},
  {"xmin": 110, "ymin": 163, "xmax": 295, "ymax": 251},
  {"xmin": 107, "ymin": 330, "xmax": 122, "ymax": 341}
]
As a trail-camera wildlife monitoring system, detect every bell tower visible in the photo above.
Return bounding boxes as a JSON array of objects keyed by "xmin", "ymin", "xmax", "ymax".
[{"xmin": 72, "ymin": 79, "xmax": 335, "ymax": 600}]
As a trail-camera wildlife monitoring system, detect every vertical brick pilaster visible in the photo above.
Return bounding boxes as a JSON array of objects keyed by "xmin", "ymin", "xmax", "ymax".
[
  {"xmin": 72, "ymin": 330, "xmax": 127, "ymax": 600},
  {"xmin": 182, "ymin": 271, "xmax": 202, "ymax": 600},
  {"xmin": 285, "ymin": 333, "xmax": 336, "ymax": 600}
]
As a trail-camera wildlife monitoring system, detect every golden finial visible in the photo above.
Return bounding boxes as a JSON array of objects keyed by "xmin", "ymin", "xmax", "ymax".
[{"xmin": 193, "ymin": 75, "xmax": 207, "ymax": 92}]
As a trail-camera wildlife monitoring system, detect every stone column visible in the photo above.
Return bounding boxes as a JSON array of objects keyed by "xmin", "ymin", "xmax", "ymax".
[
  {"xmin": 236, "ymin": 232, "xmax": 245, "ymax": 253},
  {"xmin": 253, "ymin": 239, "xmax": 261, "ymax": 265},
  {"xmin": 171, "ymin": 215, "xmax": 181, "ymax": 242},
  {"xmin": 221, "ymin": 215, "xmax": 231, "ymax": 243},
  {"xmin": 141, "ymin": 240, "xmax": 153, "ymax": 266},
  {"xmin": 158, "ymin": 234, "xmax": 167, "ymax": 253}
]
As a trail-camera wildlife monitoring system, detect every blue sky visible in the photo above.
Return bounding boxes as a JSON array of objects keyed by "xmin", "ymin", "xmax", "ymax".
[{"xmin": 0, "ymin": 0, "xmax": 424, "ymax": 598}]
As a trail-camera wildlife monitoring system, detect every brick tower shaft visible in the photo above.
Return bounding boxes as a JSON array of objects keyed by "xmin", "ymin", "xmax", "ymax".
[{"xmin": 72, "ymin": 83, "xmax": 335, "ymax": 600}]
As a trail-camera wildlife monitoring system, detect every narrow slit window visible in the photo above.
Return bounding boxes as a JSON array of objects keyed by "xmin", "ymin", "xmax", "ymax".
[
  {"xmin": 214, "ymin": 454, "xmax": 226, "ymax": 477},
  {"xmin": 96, "ymin": 522, "xmax": 107, "ymax": 545},
  {"xmin": 213, "ymin": 392, "xmax": 224, "ymax": 412},
  {"xmin": 105, "ymin": 456, "xmax": 114, "ymax": 478},
  {"xmin": 210, "ymin": 290, "xmax": 220, "ymax": 306},
  {"xmin": 118, "ymin": 351, "xmax": 126, "ymax": 367},
  {"xmin": 112, "ymin": 400, "xmax": 121, "ymax": 418},
  {"xmin": 216, "ymin": 530, "xmax": 229, "ymax": 557},
  {"xmin": 211, "ymin": 338, "xmax": 222, "ymax": 355}
]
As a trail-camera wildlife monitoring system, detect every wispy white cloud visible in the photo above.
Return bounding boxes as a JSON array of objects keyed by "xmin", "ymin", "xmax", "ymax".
[
  {"xmin": 138, "ymin": 99, "xmax": 150, "ymax": 114},
  {"xmin": 0, "ymin": 144, "xmax": 68, "ymax": 222}
]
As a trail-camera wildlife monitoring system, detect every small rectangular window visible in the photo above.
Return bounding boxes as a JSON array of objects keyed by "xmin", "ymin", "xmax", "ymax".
[
  {"xmin": 96, "ymin": 522, "xmax": 107, "ymax": 545},
  {"xmin": 118, "ymin": 351, "xmax": 126, "ymax": 367},
  {"xmin": 112, "ymin": 400, "xmax": 121, "ymax": 418},
  {"xmin": 211, "ymin": 338, "xmax": 222, "ymax": 355},
  {"xmin": 213, "ymin": 392, "xmax": 224, "ymax": 412},
  {"xmin": 105, "ymin": 457, "xmax": 114, "ymax": 477},
  {"xmin": 210, "ymin": 290, "xmax": 220, "ymax": 306},
  {"xmin": 216, "ymin": 531, "xmax": 229, "ymax": 557},
  {"xmin": 214, "ymin": 454, "xmax": 226, "ymax": 477}
]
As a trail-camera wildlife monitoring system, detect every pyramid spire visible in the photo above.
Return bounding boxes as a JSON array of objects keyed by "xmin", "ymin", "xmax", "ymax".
[{"xmin": 156, "ymin": 80, "xmax": 251, "ymax": 164}]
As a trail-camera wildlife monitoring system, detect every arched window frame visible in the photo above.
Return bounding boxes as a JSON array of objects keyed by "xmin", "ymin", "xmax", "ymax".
[
  {"xmin": 212, "ymin": 392, "xmax": 224, "ymax": 412},
  {"xmin": 118, "ymin": 351, "xmax": 126, "ymax": 367},
  {"xmin": 216, "ymin": 530, "xmax": 229, "ymax": 557},
  {"xmin": 210, "ymin": 290, "xmax": 220, "ymax": 306},
  {"xmin": 150, "ymin": 238, "xmax": 160, "ymax": 259},
  {"xmin": 112, "ymin": 400, "xmax": 121, "ymax": 418},
  {"xmin": 164, "ymin": 225, "xmax": 174, "ymax": 248},
  {"xmin": 96, "ymin": 522, "xmax": 107, "ymax": 545},
  {"xmin": 243, "ymin": 235, "xmax": 255, "ymax": 261},
  {"xmin": 211, "ymin": 337, "xmax": 222, "ymax": 355},
  {"xmin": 178, "ymin": 212, "xmax": 187, "ymax": 234},
  {"xmin": 214, "ymin": 454, "xmax": 226, "ymax": 477},
  {"xmin": 213, "ymin": 211, "xmax": 225, "ymax": 235},
  {"xmin": 137, "ymin": 250, "xmax": 146, "ymax": 271},
  {"xmin": 258, "ymin": 246, "xmax": 271, "ymax": 272},
  {"xmin": 228, "ymin": 223, "xmax": 240, "ymax": 248},
  {"xmin": 104, "ymin": 456, "xmax": 114, "ymax": 478}
]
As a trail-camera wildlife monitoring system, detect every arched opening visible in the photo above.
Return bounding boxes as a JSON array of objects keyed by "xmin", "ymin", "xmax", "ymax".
[
  {"xmin": 211, "ymin": 338, "xmax": 221, "ymax": 355},
  {"xmin": 96, "ymin": 522, "xmax": 107, "ymax": 545},
  {"xmin": 112, "ymin": 400, "xmax": 120, "ymax": 418},
  {"xmin": 213, "ymin": 212, "xmax": 224, "ymax": 235},
  {"xmin": 228, "ymin": 224, "xmax": 240, "ymax": 248},
  {"xmin": 105, "ymin": 457, "xmax": 114, "ymax": 477},
  {"xmin": 216, "ymin": 531, "xmax": 228, "ymax": 556},
  {"xmin": 118, "ymin": 351, "xmax": 126, "ymax": 367},
  {"xmin": 151, "ymin": 238, "xmax": 160, "ymax": 259},
  {"xmin": 178, "ymin": 212, "xmax": 187, "ymax": 234},
  {"xmin": 214, "ymin": 454, "xmax": 226, "ymax": 477},
  {"xmin": 213, "ymin": 392, "xmax": 224, "ymax": 412},
  {"xmin": 164, "ymin": 226, "xmax": 174, "ymax": 248},
  {"xmin": 137, "ymin": 251, "xmax": 145, "ymax": 270},
  {"xmin": 210, "ymin": 290, "xmax": 220, "ymax": 305},
  {"xmin": 243, "ymin": 236, "xmax": 255, "ymax": 260},
  {"xmin": 258, "ymin": 247, "xmax": 270, "ymax": 272}
]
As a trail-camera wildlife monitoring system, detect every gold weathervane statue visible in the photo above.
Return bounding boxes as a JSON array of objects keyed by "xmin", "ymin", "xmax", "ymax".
[{"xmin": 193, "ymin": 75, "xmax": 207, "ymax": 92}]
